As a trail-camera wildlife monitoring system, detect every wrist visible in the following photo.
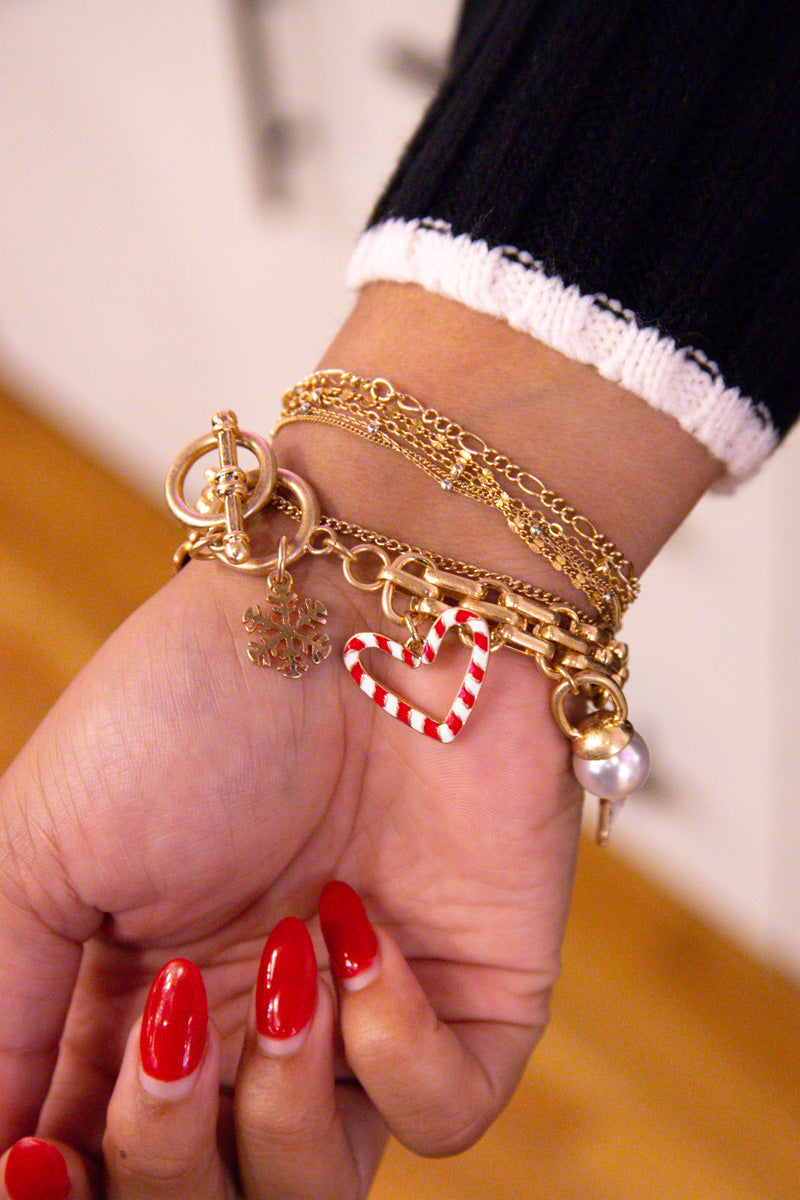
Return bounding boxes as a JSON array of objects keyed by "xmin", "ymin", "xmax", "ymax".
[{"xmin": 273, "ymin": 282, "xmax": 722, "ymax": 610}]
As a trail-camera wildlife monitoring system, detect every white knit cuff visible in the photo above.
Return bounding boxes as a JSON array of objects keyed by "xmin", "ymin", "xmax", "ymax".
[{"xmin": 345, "ymin": 218, "xmax": 777, "ymax": 485}]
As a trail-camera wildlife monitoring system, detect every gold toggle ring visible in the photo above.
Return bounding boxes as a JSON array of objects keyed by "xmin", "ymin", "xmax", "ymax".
[
  {"xmin": 207, "ymin": 469, "xmax": 320, "ymax": 575},
  {"xmin": 165, "ymin": 429, "xmax": 277, "ymax": 529},
  {"xmin": 550, "ymin": 669, "xmax": 629, "ymax": 741}
]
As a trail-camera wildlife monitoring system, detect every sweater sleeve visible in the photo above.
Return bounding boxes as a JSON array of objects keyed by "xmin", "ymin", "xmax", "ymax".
[{"xmin": 345, "ymin": 0, "xmax": 800, "ymax": 483}]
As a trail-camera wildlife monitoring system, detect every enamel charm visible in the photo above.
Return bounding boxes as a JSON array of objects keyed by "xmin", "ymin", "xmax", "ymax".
[{"xmin": 343, "ymin": 608, "xmax": 490, "ymax": 742}]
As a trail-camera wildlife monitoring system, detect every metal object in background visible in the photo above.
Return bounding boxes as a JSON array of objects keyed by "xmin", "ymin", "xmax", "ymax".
[
  {"xmin": 378, "ymin": 36, "xmax": 446, "ymax": 93},
  {"xmin": 228, "ymin": 0, "xmax": 324, "ymax": 203}
]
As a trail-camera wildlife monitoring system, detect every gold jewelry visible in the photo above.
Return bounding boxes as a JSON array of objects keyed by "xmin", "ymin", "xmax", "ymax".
[
  {"xmin": 176, "ymin": 475, "xmax": 628, "ymax": 682},
  {"xmin": 166, "ymin": 409, "xmax": 649, "ymax": 845},
  {"xmin": 276, "ymin": 370, "xmax": 639, "ymax": 628},
  {"xmin": 165, "ymin": 409, "xmax": 276, "ymax": 564},
  {"xmin": 243, "ymin": 535, "xmax": 332, "ymax": 677}
]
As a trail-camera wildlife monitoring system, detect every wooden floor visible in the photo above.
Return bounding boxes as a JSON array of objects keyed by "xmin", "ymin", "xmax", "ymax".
[{"xmin": 3, "ymin": 380, "xmax": 800, "ymax": 1199}]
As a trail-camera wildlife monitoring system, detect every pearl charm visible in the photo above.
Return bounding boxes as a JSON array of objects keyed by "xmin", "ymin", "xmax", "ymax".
[
  {"xmin": 572, "ymin": 730, "xmax": 651, "ymax": 801},
  {"xmin": 550, "ymin": 669, "xmax": 649, "ymax": 845}
]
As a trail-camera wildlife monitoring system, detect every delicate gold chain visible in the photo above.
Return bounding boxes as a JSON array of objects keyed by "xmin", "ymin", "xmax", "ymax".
[
  {"xmin": 276, "ymin": 369, "xmax": 640, "ymax": 627},
  {"xmin": 270, "ymin": 493, "xmax": 580, "ymax": 610},
  {"xmin": 279, "ymin": 397, "xmax": 625, "ymax": 623},
  {"xmin": 277, "ymin": 370, "xmax": 637, "ymax": 622}
]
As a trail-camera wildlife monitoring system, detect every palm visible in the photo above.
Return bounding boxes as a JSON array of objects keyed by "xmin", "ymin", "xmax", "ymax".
[{"xmin": 3, "ymin": 558, "xmax": 582, "ymax": 1164}]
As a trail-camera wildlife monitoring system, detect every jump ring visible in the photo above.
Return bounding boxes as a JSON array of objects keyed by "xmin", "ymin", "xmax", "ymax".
[
  {"xmin": 369, "ymin": 378, "xmax": 394, "ymax": 403},
  {"xmin": 550, "ymin": 669, "xmax": 628, "ymax": 741},
  {"xmin": 275, "ymin": 535, "xmax": 288, "ymax": 583},
  {"xmin": 342, "ymin": 544, "xmax": 391, "ymax": 592},
  {"xmin": 307, "ymin": 527, "xmax": 339, "ymax": 556}
]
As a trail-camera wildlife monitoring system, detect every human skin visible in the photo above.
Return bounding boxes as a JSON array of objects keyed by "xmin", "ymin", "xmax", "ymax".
[{"xmin": 0, "ymin": 283, "xmax": 720, "ymax": 1191}]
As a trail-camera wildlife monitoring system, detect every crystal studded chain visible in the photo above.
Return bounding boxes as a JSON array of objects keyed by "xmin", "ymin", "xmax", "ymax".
[{"xmin": 276, "ymin": 370, "xmax": 640, "ymax": 628}]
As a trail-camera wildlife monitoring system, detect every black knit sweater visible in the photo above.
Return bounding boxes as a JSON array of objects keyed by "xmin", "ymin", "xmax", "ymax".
[{"xmin": 346, "ymin": 0, "xmax": 800, "ymax": 481}]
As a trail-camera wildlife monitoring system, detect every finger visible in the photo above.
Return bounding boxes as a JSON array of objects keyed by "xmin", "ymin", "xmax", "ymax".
[
  {"xmin": 1, "ymin": 1135, "xmax": 95, "ymax": 1200},
  {"xmin": 319, "ymin": 880, "xmax": 537, "ymax": 1157},
  {"xmin": 0, "ymin": 885, "xmax": 91, "ymax": 1147},
  {"xmin": 103, "ymin": 959, "xmax": 229, "ymax": 1200},
  {"xmin": 235, "ymin": 917, "xmax": 385, "ymax": 1200}
]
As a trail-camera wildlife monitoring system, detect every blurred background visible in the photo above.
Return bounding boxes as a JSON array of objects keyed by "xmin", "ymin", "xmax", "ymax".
[{"xmin": 1, "ymin": 1, "xmax": 799, "ymax": 1195}]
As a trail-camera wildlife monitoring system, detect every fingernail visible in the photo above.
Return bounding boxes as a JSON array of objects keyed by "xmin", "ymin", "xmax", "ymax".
[
  {"xmin": 139, "ymin": 958, "xmax": 207, "ymax": 1100},
  {"xmin": 319, "ymin": 880, "xmax": 380, "ymax": 991},
  {"xmin": 255, "ymin": 916, "xmax": 318, "ymax": 1056},
  {"xmin": 4, "ymin": 1138, "xmax": 70, "ymax": 1200}
]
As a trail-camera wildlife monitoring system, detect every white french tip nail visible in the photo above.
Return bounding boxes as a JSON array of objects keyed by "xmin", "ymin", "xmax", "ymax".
[
  {"xmin": 340, "ymin": 958, "xmax": 381, "ymax": 993},
  {"xmin": 139, "ymin": 1064, "xmax": 200, "ymax": 1101},
  {"xmin": 256, "ymin": 1026, "xmax": 310, "ymax": 1058}
]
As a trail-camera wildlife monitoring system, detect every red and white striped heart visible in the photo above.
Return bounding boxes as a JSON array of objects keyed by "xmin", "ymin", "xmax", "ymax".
[{"xmin": 343, "ymin": 607, "xmax": 490, "ymax": 743}]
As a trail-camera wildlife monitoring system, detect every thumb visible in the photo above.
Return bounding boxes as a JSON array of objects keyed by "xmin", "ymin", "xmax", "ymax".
[
  {"xmin": 0, "ymin": 887, "xmax": 87, "ymax": 1147},
  {"xmin": 0, "ymin": 797, "xmax": 100, "ymax": 1147}
]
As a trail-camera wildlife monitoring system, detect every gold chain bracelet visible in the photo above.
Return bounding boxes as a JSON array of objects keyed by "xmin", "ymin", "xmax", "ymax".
[
  {"xmin": 167, "ymin": 409, "xmax": 650, "ymax": 846},
  {"xmin": 276, "ymin": 370, "xmax": 640, "ymax": 628},
  {"xmin": 177, "ymin": 483, "xmax": 630, "ymax": 685}
]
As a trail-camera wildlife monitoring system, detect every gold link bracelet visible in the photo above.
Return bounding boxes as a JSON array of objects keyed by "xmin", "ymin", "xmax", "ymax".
[
  {"xmin": 167, "ymin": 407, "xmax": 649, "ymax": 845},
  {"xmin": 276, "ymin": 370, "xmax": 640, "ymax": 628}
]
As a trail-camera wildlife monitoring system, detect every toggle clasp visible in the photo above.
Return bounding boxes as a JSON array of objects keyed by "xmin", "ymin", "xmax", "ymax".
[{"xmin": 165, "ymin": 411, "xmax": 277, "ymax": 564}]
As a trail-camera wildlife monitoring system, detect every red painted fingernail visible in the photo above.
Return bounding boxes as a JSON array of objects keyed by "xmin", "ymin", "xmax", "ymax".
[
  {"xmin": 4, "ymin": 1138, "xmax": 70, "ymax": 1200},
  {"xmin": 256, "ymin": 916, "xmax": 317, "ymax": 1053},
  {"xmin": 319, "ymin": 880, "xmax": 380, "ymax": 989},
  {"xmin": 140, "ymin": 958, "xmax": 207, "ymax": 1084}
]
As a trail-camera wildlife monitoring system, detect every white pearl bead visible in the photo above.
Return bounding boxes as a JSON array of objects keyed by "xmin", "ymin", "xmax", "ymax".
[{"xmin": 572, "ymin": 731, "xmax": 651, "ymax": 801}]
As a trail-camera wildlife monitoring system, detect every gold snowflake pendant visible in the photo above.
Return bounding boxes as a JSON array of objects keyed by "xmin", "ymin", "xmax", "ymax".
[{"xmin": 243, "ymin": 562, "xmax": 331, "ymax": 679}]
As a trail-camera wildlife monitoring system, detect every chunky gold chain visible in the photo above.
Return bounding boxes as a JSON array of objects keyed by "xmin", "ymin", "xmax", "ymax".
[
  {"xmin": 177, "ymin": 479, "xmax": 628, "ymax": 687},
  {"xmin": 308, "ymin": 532, "xmax": 630, "ymax": 689},
  {"xmin": 276, "ymin": 370, "xmax": 640, "ymax": 628}
]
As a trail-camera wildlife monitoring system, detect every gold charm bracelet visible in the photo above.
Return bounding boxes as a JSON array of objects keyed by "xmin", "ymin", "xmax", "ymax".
[
  {"xmin": 167, "ymin": 410, "xmax": 650, "ymax": 846},
  {"xmin": 276, "ymin": 370, "xmax": 640, "ymax": 628}
]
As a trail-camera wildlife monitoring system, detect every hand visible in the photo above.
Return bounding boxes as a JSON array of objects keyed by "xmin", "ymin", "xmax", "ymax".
[
  {"xmin": 2, "ymin": 879, "xmax": 541, "ymax": 1200},
  {"xmin": 0, "ymin": 541, "xmax": 580, "ymax": 1188},
  {"xmin": 0, "ymin": 283, "xmax": 718, "ymax": 1190}
]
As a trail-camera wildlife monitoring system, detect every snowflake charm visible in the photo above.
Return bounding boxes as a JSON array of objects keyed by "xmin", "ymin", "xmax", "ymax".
[{"xmin": 243, "ymin": 572, "xmax": 331, "ymax": 678}]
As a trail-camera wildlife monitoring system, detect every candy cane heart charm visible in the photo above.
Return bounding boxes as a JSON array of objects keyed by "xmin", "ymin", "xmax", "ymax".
[{"xmin": 343, "ymin": 608, "xmax": 490, "ymax": 743}]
